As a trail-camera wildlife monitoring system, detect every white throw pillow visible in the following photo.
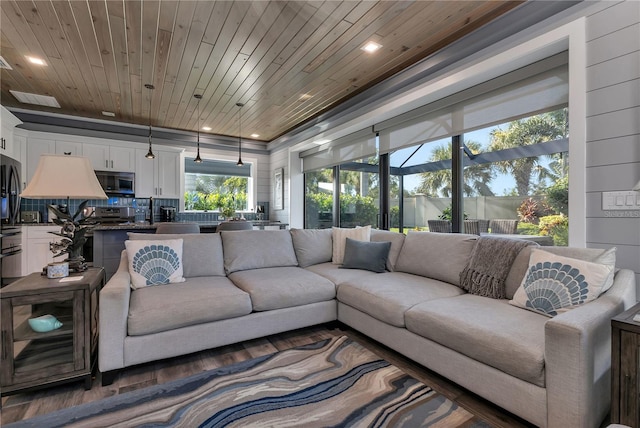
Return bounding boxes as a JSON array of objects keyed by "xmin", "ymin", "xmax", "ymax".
[
  {"xmin": 594, "ymin": 247, "xmax": 616, "ymax": 292},
  {"xmin": 332, "ymin": 225, "xmax": 371, "ymax": 264},
  {"xmin": 125, "ymin": 239, "xmax": 185, "ymax": 289},
  {"xmin": 509, "ymin": 248, "xmax": 614, "ymax": 317}
]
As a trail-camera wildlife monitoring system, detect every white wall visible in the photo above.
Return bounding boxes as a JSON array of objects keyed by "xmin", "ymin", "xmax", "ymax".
[
  {"xmin": 269, "ymin": 147, "xmax": 288, "ymax": 224},
  {"xmin": 584, "ymin": 1, "xmax": 640, "ymax": 293}
]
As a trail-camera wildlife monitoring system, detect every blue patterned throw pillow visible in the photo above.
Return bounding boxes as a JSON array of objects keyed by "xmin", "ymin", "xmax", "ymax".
[
  {"xmin": 509, "ymin": 248, "xmax": 613, "ymax": 317},
  {"xmin": 125, "ymin": 239, "xmax": 185, "ymax": 289}
]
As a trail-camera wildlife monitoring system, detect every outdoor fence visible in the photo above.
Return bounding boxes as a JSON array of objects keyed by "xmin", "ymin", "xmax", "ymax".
[{"xmin": 394, "ymin": 195, "xmax": 546, "ymax": 229}]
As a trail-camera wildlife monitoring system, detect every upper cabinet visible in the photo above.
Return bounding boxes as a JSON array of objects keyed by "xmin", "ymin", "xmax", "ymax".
[
  {"xmin": 83, "ymin": 144, "xmax": 134, "ymax": 172},
  {"xmin": 24, "ymin": 131, "xmax": 182, "ymax": 199},
  {"xmin": 1, "ymin": 106, "xmax": 22, "ymax": 160},
  {"xmin": 55, "ymin": 140, "xmax": 82, "ymax": 156},
  {"xmin": 134, "ymin": 148, "xmax": 181, "ymax": 199},
  {"xmin": 26, "ymin": 138, "xmax": 55, "ymax": 183}
]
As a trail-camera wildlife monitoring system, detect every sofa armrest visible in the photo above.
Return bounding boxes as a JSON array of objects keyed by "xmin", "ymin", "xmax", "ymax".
[
  {"xmin": 99, "ymin": 250, "xmax": 132, "ymax": 373},
  {"xmin": 545, "ymin": 268, "xmax": 636, "ymax": 428}
]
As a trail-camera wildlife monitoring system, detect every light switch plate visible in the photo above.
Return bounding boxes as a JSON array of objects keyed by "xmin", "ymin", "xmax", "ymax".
[{"xmin": 602, "ymin": 191, "xmax": 640, "ymax": 210}]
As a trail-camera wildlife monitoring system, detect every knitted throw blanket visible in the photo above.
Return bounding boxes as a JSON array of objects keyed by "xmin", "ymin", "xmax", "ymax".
[{"xmin": 460, "ymin": 235, "xmax": 537, "ymax": 299}]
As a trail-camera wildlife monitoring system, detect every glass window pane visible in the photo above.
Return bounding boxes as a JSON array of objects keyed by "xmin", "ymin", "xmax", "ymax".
[
  {"xmin": 339, "ymin": 158, "xmax": 379, "ymax": 228},
  {"xmin": 305, "ymin": 169, "xmax": 334, "ymax": 229},
  {"xmin": 184, "ymin": 158, "xmax": 250, "ymax": 213},
  {"xmin": 462, "ymin": 108, "xmax": 569, "ymax": 245},
  {"xmin": 391, "ymin": 138, "xmax": 451, "ymax": 232}
]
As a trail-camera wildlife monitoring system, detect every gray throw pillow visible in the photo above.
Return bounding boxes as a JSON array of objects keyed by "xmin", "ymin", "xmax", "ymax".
[
  {"xmin": 290, "ymin": 228, "xmax": 333, "ymax": 267},
  {"xmin": 340, "ymin": 238, "xmax": 391, "ymax": 273}
]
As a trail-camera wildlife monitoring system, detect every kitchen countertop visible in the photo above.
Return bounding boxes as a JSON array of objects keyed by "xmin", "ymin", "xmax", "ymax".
[
  {"xmin": 93, "ymin": 221, "xmax": 288, "ymax": 231},
  {"xmin": 19, "ymin": 221, "xmax": 287, "ymax": 229}
]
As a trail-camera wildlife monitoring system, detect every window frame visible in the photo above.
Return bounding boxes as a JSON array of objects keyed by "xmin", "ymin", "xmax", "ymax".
[{"xmin": 180, "ymin": 151, "xmax": 258, "ymax": 213}]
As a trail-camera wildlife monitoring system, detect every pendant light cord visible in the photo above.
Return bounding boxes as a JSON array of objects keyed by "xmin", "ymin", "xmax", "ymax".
[
  {"xmin": 144, "ymin": 84, "xmax": 155, "ymax": 159},
  {"xmin": 194, "ymin": 94, "xmax": 203, "ymax": 163},
  {"xmin": 236, "ymin": 102, "xmax": 244, "ymax": 166}
]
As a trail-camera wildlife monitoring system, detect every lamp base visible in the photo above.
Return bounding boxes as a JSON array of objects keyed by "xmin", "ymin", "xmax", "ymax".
[{"xmin": 67, "ymin": 257, "xmax": 88, "ymax": 273}]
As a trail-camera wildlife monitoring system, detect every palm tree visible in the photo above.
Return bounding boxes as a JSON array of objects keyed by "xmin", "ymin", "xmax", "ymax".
[
  {"xmin": 488, "ymin": 110, "xmax": 567, "ymax": 196},
  {"xmin": 416, "ymin": 140, "xmax": 494, "ymax": 197}
]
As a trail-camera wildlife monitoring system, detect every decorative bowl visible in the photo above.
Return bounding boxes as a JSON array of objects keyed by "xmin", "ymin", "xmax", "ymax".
[{"xmin": 28, "ymin": 314, "xmax": 63, "ymax": 333}]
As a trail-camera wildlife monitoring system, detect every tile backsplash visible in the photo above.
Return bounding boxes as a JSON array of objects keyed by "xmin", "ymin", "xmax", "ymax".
[
  {"xmin": 20, "ymin": 198, "xmax": 269, "ymax": 223},
  {"xmin": 20, "ymin": 197, "xmax": 178, "ymax": 223}
]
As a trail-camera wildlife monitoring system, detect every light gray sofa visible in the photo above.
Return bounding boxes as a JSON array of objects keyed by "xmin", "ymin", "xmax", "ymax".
[{"xmin": 99, "ymin": 229, "xmax": 637, "ymax": 428}]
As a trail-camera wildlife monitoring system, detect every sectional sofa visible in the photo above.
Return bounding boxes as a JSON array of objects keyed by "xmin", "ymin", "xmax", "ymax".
[{"xmin": 99, "ymin": 228, "xmax": 636, "ymax": 428}]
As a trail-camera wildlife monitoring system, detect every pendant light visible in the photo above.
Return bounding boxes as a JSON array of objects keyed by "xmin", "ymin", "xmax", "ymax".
[
  {"xmin": 144, "ymin": 84, "xmax": 156, "ymax": 159},
  {"xmin": 236, "ymin": 102, "xmax": 244, "ymax": 166},
  {"xmin": 194, "ymin": 94, "xmax": 203, "ymax": 163}
]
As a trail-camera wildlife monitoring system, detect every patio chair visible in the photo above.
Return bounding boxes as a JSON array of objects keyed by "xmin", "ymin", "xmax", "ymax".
[
  {"xmin": 463, "ymin": 220, "xmax": 480, "ymax": 235},
  {"xmin": 427, "ymin": 219, "xmax": 452, "ymax": 233},
  {"xmin": 489, "ymin": 219, "xmax": 519, "ymax": 234}
]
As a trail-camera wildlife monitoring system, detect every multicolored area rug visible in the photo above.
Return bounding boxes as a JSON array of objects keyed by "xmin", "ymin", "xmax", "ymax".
[{"xmin": 8, "ymin": 336, "xmax": 491, "ymax": 428}]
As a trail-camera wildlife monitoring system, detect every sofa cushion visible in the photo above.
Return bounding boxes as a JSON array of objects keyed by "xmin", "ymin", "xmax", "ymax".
[
  {"xmin": 370, "ymin": 229, "xmax": 405, "ymax": 271},
  {"xmin": 306, "ymin": 262, "xmax": 378, "ymax": 285},
  {"xmin": 405, "ymin": 295, "xmax": 547, "ymax": 387},
  {"xmin": 125, "ymin": 239, "xmax": 185, "ymax": 289},
  {"xmin": 222, "ymin": 230, "xmax": 298, "ymax": 274},
  {"xmin": 128, "ymin": 233, "xmax": 226, "ymax": 277},
  {"xmin": 127, "ymin": 276, "xmax": 252, "ymax": 336},
  {"xmin": 332, "ymin": 226, "xmax": 371, "ymax": 264},
  {"xmin": 290, "ymin": 228, "xmax": 333, "ymax": 267},
  {"xmin": 228, "ymin": 267, "xmax": 336, "ymax": 311},
  {"xmin": 338, "ymin": 272, "xmax": 464, "ymax": 327},
  {"xmin": 504, "ymin": 246, "xmax": 616, "ymax": 299},
  {"xmin": 395, "ymin": 231, "xmax": 477, "ymax": 286},
  {"xmin": 341, "ymin": 238, "xmax": 391, "ymax": 273},
  {"xmin": 509, "ymin": 248, "xmax": 615, "ymax": 317}
]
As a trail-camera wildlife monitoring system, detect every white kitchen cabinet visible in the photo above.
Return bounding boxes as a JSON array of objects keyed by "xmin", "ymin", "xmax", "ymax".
[
  {"xmin": 134, "ymin": 148, "xmax": 181, "ymax": 198},
  {"xmin": 26, "ymin": 139, "xmax": 55, "ymax": 183},
  {"xmin": 55, "ymin": 140, "xmax": 82, "ymax": 156},
  {"xmin": 1, "ymin": 124, "xmax": 14, "ymax": 158},
  {"xmin": 25, "ymin": 226, "xmax": 59, "ymax": 275},
  {"xmin": 27, "ymin": 138, "xmax": 81, "ymax": 182},
  {"xmin": 1, "ymin": 106, "xmax": 22, "ymax": 160},
  {"xmin": 12, "ymin": 132, "xmax": 27, "ymax": 187},
  {"xmin": 1, "ymin": 234, "xmax": 24, "ymax": 278},
  {"xmin": 84, "ymin": 143, "xmax": 134, "ymax": 172}
]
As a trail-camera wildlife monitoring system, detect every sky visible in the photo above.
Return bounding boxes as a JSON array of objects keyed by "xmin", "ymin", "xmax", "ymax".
[{"xmin": 392, "ymin": 127, "xmax": 517, "ymax": 196}]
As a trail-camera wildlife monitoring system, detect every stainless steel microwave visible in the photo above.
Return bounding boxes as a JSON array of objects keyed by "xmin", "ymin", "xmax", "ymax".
[{"xmin": 95, "ymin": 170, "xmax": 135, "ymax": 197}]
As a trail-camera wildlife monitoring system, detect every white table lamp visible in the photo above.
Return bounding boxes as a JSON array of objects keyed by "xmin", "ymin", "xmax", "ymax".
[{"xmin": 21, "ymin": 155, "xmax": 108, "ymax": 272}]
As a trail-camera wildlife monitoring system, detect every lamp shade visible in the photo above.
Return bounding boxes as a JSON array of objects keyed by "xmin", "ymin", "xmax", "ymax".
[{"xmin": 21, "ymin": 155, "xmax": 108, "ymax": 199}]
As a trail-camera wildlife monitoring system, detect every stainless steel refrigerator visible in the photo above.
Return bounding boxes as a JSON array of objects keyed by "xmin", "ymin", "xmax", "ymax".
[{"xmin": 1, "ymin": 155, "xmax": 23, "ymax": 285}]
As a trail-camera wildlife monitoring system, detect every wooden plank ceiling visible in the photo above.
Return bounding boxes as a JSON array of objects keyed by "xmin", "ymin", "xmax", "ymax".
[{"xmin": 0, "ymin": 1, "xmax": 521, "ymax": 142}]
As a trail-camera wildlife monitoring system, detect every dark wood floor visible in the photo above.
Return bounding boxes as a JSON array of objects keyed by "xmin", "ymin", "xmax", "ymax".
[{"xmin": 1, "ymin": 324, "xmax": 535, "ymax": 427}]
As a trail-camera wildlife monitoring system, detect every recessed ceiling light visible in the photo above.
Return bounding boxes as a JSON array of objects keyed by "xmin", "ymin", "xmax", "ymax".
[
  {"xmin": 250, "ymin": 133, "xmax": 260, "ymax": 138},
  {"xmin": 26, "ymin": 56, "xmax": 47, "ymax": 66},
  {"xmin": 299, "ymin": 93, "xmax": 313, "ymax": 101},
  {"xmin": 202, "ymin": 126, "xmax": 211, "ymax": 131},
  {"xmin": 102, "ymin": 111, "xmax": 115, "ymax": 117},
  {"xmin": 361, "ymin": 41, "xmax": 382, "ymax": 53}
]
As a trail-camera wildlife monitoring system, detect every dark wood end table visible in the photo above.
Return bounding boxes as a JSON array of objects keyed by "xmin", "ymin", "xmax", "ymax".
[
  {"xmin": 0, "ymin": 267, "xmax": 105, "ymax": 396},
  {"xmin": 611, "ymin": 301, "xmax": 640, "ymax": 426}
]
